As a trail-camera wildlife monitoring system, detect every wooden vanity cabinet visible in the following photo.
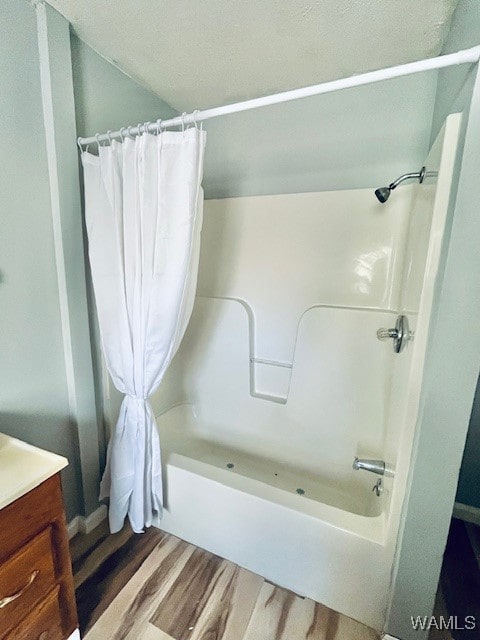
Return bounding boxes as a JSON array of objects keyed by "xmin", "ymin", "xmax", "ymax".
[{"xmin": 0, "ymin": 474, "xmax": 78, "ymax": 639}]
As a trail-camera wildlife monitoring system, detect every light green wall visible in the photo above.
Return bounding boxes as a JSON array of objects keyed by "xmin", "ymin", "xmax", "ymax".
[
  {"xmin": 430, "ymin": 0, "xmax": 480, "ymax": 142},
  {"xmin": 434, "ymin": 0, "xmax": 480, "ymax": 512},
  {"xmin": 202, "ymin": 73, "xmax": 438, "ymax": 199},
  {"xmin": 0, "ymin": 0, "xmax": 83, "ymax": 520},
  {"xmin": 386, "ymin": 1, "xmax": 480, "ymax": 636},
  {"xmin": 38, "ymin": 1, "xmax": 102, "ymax": 519},
  {"xmin": 71, "ymin": 34, "xmax": 176, "ymax": 139}
]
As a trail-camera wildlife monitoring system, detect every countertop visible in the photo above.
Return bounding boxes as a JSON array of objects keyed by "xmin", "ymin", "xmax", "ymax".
[{"xmin": 0, "ymin": 433, "xmax": 68, "ymax": 510}]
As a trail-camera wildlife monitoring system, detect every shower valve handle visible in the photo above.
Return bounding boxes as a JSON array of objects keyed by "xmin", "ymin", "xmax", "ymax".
[
  {"xmin": 376, "ymin": 328, "xmax": 398, "ymax": 340},
  {"xmin": 377, "ymin": 315, "xmax": 412, "ymax": 353}
]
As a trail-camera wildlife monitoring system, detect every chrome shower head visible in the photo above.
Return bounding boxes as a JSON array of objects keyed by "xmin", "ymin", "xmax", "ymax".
[
  {"xmin": 374, "ymin": 186, "xmax": 391, "ymax": 203},
  {"xmin": 375, "ymin": 166, "xmax": 429, "ymax": 204}
]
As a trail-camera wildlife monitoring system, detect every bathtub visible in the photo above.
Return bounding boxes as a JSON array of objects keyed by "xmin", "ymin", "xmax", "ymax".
[
  {"xmin": 159, "ymin": 403, "xmax": 386, "ymax": 536},
  {"xmin": 157, "ymin": 402, "xmax": 393, "ymax": 630}
]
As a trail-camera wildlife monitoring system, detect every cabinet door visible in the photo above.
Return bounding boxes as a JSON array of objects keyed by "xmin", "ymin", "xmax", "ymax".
[
  {"xmin": 5, "ymin": 586, "xmax": 63, "ymax": 640},
  {"xmin": 0, "ymin": 527, "xmax": 56, "ymax": 636}
]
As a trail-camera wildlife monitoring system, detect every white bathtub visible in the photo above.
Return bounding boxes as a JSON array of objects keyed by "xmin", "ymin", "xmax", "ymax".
[
  {"xmin": 159, "ymin": 403, "xmax": 386, "ymax": 536},
  {"xmin": 157, "ymin": 404, "xmax": 393, "ymax": 630}
]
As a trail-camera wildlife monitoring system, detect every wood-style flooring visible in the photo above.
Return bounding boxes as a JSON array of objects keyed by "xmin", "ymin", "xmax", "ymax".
[{"xmin": 72, "ymin": 523, "xmax": 379, "ymax": 640}]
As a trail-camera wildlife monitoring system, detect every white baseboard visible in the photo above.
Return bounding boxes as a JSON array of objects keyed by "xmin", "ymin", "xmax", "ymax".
[
  {"xmin": 67, "ymin": 516, "xmax": 81, "ymax": 539},
  {"xmin": 68, "ymin": 504, "xmax": 108, "ymax": 539},
  {"xmin": 68, "ymin": 629, "xmax": 81, "ymax": 640},
  {"xmin": 382, "ymin": 634, "xmax": 401, "ymax": 640},
  {"xmin": 453, "ymin": 501, "xmax": 480, "ymax": 526}
]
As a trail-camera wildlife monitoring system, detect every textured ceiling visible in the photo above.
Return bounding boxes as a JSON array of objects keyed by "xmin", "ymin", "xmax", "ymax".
[{"xmin": 47, "ymin": 0, "xmax": 459, "ymax": 111}]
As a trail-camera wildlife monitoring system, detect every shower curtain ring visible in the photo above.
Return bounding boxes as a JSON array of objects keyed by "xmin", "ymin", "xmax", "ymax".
[
  {"xmin": 107, "ymin": 130, "xmax": 113, "ymax": 145},
  {"xmin": 137, "ymin": 123, "xmax": 142, "ymax": 136},
  {"xmin": 95, "ymin": 133, "xmax": 102, "ymax": 150},
  {"xmin": 119, "ymin": 127, "xmax": 125, "ymax": 142},
  {"xmin": 192, "ymin": 110, "xmax": 200, "ymax": 129},
  {"xmin": 181, "ymin": 112, "xmax": 187, "ymax": 133},
  {"xmin": 127, "ymin": 125, "xmax": 134, "ymax": 138},
  {"xmin": 143, "ymin": 121, "xmax": 151, "ymax": 135},
  {"xmin": 77, "ymin": 137, "xmax": 83, "ymax": 153},
  {"xmin": 156, "ymin": 118, "xmax": 162, "ymax": 135}
]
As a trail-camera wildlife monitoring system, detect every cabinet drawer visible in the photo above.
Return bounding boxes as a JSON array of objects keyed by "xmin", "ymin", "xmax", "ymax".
[
  {"xmin": 0, "ymin": 527, "xmax": 56, "ymax": 637},
  {"xmin": 5, "ymin": 586, "xmax": 64, "ymax": 640}
]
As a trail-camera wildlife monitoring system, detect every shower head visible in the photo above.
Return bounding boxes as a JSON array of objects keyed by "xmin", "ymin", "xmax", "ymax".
[
  {"xmin": 375, "ymin": 166, "xmax": 428, "ymax": 203},
  {"xmin": 374, "ymin": 186, "xmax": 392, "ymax": 203}
]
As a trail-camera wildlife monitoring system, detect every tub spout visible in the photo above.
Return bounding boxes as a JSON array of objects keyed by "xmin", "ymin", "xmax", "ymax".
[{"xmin": 353, "ymin": 457, "xmax": 385, "ymax": 476}]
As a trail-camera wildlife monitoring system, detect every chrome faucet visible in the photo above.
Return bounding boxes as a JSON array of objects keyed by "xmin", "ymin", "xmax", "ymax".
[{"xmin": 353, "ymin": 457, "xmax": 385, "ymax": 476}]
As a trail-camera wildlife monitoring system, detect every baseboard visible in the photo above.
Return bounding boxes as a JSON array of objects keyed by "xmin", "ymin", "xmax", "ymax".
[
  {"xmin": 68, "ymin": 629, "xmax": 81, "ymax": 640},
  {"xmin": 67, "ymin": 515, "xmax": 81, "ymax": 539},
  {"xmin": 453, "ymin": 501, "xmax": 480, "ymax": 526},
  {"xmin": 382, "ymin": 634, "xmax": 401, "ymax": 640},
  {"xmin": 68, "ymin": 504, "xmax": 108, "ymax": 540}
]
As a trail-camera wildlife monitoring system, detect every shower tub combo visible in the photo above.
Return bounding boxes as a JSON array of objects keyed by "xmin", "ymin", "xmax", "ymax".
[{"xmin": 104, "ymin": 115, "xmax": 461, "ymax": 630}]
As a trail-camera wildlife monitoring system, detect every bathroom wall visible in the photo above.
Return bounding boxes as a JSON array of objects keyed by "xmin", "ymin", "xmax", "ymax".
[
  {"xmin": 430, "ymin": 0, "xmax": 480, "ymax": 142},
  {"xmin": 0, "ymin": 0, "xmax": 83, "ymax": 520},
  {"xmin": 203, "ymin": 73, "xmax": 438, "ymax": 199},
  {"xmin": 71, "ymin": 35, "xmax": 176, "ymax": 140},
  {"xmin": 387, "ymin": 0, "xmax": 480, "ymax": 636},
  {"xmin": 430, "ymin": 0, "xmax": 480, "ymax": 512}
]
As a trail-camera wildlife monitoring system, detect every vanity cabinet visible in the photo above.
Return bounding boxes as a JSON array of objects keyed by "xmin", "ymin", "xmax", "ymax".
[{"xmin": 0, "ymin": 473, "xmax": 78, "ymax": 640}]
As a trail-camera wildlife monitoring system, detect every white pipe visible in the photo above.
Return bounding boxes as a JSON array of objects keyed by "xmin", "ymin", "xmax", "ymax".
[{"xmin": 78, "ymin": 45, "xmax": 480, "ymax": 147}]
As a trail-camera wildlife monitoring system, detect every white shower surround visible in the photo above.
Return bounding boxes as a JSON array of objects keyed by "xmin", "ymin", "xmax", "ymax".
[{"xmin": 98, "ymin": 114, "xmax": 460, "ymax": 630}]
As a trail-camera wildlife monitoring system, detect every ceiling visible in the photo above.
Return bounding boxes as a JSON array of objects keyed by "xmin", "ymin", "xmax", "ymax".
[{"xmin": 47, "ymin": 0, "xmax": 459, "ymax": 111}]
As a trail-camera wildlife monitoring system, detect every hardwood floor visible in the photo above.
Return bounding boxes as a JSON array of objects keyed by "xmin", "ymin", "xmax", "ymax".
[
  {"xmin": 73, "ymin": 523, "xmax": 163, "ymax": 635},
  {"xmin": 72, "ymin": 523, "xmax": 379, "ymax": 640}
]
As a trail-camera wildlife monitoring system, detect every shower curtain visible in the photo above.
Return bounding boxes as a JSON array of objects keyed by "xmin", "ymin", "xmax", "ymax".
[{"xmin": 81, "ymin": 127, "xmax": 206, "ymax": 533}]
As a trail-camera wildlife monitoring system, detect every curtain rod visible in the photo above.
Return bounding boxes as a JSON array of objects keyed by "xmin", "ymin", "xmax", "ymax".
[{"xmin": 78, "ymin": 45, "xmax": 480, "ymax": 147}]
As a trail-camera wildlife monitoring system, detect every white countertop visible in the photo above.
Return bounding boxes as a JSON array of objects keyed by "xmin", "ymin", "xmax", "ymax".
[{"xmin": 0, "ymin": 433, "xmax": 68, "ymax": 510}]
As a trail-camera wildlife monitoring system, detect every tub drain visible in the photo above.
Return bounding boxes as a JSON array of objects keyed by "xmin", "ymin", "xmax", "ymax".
[
  {"xmin": 296, "ymin": 488, "xmax": 305, "ymax": 495},
  {"xmin": 226, "ymin": 463, "xmax": 235, "ymax": 469}
]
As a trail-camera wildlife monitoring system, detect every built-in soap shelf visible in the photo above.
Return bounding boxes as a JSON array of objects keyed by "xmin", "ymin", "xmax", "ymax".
[
  {"xmin": 222, "ymin": 296, "xmax": 296, "ymax": 404},
  {"xmin": 250, "ymin": 357, "xmax": 292, "ymax": 404}
]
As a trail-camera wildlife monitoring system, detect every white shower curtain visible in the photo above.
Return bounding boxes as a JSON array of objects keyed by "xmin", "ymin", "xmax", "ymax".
[{"xmin": 81, "ymin": 127, "xmax": 206, "ymax": 533}]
